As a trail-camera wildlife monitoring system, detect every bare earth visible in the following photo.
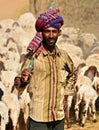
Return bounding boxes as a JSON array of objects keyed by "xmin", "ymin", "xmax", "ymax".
[{"xmin": 64, "ymin": 110, "xmax": 99, "ymax": 130}]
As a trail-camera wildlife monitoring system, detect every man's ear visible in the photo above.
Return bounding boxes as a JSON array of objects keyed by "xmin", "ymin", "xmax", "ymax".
[{"xmin": 58, "ymin": 29, "xmax": 61, "ymax": 36}]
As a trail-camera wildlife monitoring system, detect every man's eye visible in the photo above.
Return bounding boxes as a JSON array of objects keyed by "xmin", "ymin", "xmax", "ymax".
[
  {"xmin": 44, "ymin": 30, "xmax": 50, "ymax": 33},
  {"xmin": 52, "ymin": 30, "xmax": 58, "ymax": 33},
  {"xmin": 43, "ymin": 30, "xmax": 58, "ymax": 33}
]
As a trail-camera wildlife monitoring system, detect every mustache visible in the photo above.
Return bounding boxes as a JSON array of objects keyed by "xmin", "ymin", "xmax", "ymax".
[{"xmin": 47, "ymin": 38, "xmax": 55, "ymax": 40}]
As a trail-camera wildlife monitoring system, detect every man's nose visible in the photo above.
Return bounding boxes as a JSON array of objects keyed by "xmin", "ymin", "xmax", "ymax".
[{"xmin": 49, "ymin": 31, "xmax": 53, "ymax": 38}]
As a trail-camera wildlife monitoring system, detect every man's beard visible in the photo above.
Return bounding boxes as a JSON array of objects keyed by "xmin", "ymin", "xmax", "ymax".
[{"xmin": 43, "ymin": 37, "xmax": 57, "ymax": 47}]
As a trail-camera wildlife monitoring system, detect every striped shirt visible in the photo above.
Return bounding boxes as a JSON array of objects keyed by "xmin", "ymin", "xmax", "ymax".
[{"xmin": 19, "ymin": 45, "xmax": 75, "ymax": 122}]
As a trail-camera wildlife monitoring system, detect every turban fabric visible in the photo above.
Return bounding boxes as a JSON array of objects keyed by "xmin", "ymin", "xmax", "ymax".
[
  {"xmin": 35, "ymin": 8, "xmax": 64, "ymax": 32},
  {"xmin": 27, "ymin": 8, "xmax": 64, "ymax": 54}
]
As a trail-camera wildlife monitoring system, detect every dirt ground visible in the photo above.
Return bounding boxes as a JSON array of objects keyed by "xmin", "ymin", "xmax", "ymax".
[{"xmin": 64, "ymin": 113, "xmax": 99, "ymax": 130}]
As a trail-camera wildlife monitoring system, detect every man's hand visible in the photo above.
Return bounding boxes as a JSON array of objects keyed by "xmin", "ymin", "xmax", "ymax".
[{"xmin": 21, "ymin": 69, "xmax": 32, "ymax": 82}]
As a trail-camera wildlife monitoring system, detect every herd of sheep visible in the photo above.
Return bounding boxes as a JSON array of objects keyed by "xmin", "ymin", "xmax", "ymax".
[{"xmin": 0, "ymin": 12, "xmax": 99, "ymax": 130}]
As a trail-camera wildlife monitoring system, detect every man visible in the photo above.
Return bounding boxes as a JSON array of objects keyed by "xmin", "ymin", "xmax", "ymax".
[{"xmin": 14, "ymin": 8, "xmax": 75, "ymax": 130}]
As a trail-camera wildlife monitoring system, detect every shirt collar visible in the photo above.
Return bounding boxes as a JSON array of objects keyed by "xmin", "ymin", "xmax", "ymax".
[
  {"xmin": 41, "ymin": 45, "xmax": 61, "ymax": 57},
  {"xmin": 34, "ymin": 44, "xmax": 61, "ymax": 58}
]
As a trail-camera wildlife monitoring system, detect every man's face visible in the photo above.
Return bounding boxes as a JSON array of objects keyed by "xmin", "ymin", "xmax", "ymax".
[{"xmin": 42, "ymin": 27, "xmax": 61, "ymax": 47}]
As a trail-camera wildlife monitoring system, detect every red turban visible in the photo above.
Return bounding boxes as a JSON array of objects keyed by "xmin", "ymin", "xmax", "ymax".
[
  {"xmin": 35, "ymin": 8, "xmax": 64, "ymax": 32},
  {"xmin": 27, "ymin": 8, "xmax": 64, "ymax": 54}
]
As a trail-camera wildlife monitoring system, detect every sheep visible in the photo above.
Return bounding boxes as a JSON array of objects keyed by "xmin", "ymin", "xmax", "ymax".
[
  {"xmin": 74, "ymin": 82, "xmax": 98, "ymax": 127},
  {"xmin": 0, "ymin": 82, "xmax": 9, "ymax": 130},
  {"xmin": 73, "ymin": 64, "xmax": 99, "ymax": 127},
  {"xmin": 0, "ymin": 76, "xmax": 30, "ymax": 130},
  {"xmin": 11, "ymin": 84, "xmax": 30, "ymax": 130},
  {"xmin": 77, "ymin": 33, "xmax": 97, "ymax": 58},
  {"xmin": 2, "ymin": 93, "xmax": 20, "ymax": 130},
  {"xmin": 0, "ymin": 70, "xmax": 17, "ymax": 91},
  {"xmin": 86, "ymin": 53, "xmax": 99, "ymax": 68},
  {"xmin": 0, "ymin": 101, "xmax": 9, "ymax": 130},
  {"xmin": 17, "ymin": 86, "xmax": 30, "ymax": 123},
  {"xmin": 84, "ymin": 65, "xmax": 98, "ymax": 82},
  {"xmin": 0, "ymin": 81, "xmax": 20, "ymax": 130}
]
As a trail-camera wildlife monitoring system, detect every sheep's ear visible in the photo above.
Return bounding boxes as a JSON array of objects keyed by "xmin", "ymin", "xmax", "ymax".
[{"xmin": 95, "ymin": 71, "xmax": 99, "ymax": 77}]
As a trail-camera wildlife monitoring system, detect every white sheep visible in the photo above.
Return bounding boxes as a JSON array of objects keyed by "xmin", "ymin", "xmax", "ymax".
[
  {"xmin": 0, "ymin": 82, "xmax": 20, "ymax": 130},
  {"xmin": 12, "ymin": 85, "xmax": 30, "ymax": 127},
  {"xmin": 0, "ymin": 101, "xmax": 9, "ymax": 130},
  {"xmin": 18, "ymin": 86, "xmax": 30, "ymax": 124},
  {"xmin": 0, "ymin": 70, "xmax": 17, "ymax": 91},
  {"xmin": 2, "ymin": 93, "xmax": 20, "ymax": 130},
  {"xmin": 74, "ymin": 81, "xmax": 98, "ymax": 127}
]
